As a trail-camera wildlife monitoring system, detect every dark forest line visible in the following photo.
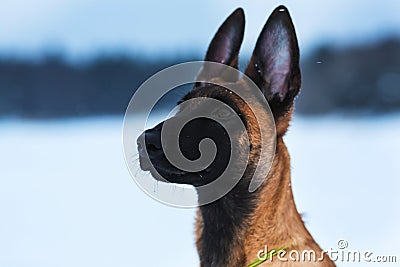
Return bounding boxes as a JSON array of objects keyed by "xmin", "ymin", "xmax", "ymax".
[{"xmin": 0, "ymin": 38, "xmax": 399, "ymax": 118}]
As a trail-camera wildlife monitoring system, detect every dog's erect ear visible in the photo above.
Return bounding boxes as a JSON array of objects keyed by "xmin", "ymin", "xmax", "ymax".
[
  {"xmin": 245, "ymin": 6, "xmax": 301, "ymax": 121},
  {"xmin": 196, "ymin": 8, "xmax": 245, "ymax": 86}
]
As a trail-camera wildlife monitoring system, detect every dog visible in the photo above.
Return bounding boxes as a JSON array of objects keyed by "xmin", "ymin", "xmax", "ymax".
[{"xmin": 137, "ymin": 5, "xmax": 336, "ymax": 267}]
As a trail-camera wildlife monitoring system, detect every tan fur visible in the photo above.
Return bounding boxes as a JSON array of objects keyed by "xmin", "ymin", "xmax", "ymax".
[
  {"xmin": 189, "ymin": 6, "xmax": 334, "ymax": 265},
  {"xmin": 195, "ymin": 109, "xmax": 335, "ymax": 266}
]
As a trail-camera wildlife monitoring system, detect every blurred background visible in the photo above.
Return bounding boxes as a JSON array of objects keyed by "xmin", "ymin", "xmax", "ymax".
[{"xmin": 0, "ymin": 0, "xmax": 399, "ymax": 266}]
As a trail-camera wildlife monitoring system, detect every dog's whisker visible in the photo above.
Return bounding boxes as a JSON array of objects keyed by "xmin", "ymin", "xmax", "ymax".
[
  {"xmin": 134, "ymin": 167, "xmax": 141, "ymax": 178},
  {"xmin": 153, "ymin": 179, "xmax": 158, "ymax": 193}
]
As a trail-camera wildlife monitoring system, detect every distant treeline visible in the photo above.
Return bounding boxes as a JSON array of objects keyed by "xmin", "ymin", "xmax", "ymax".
[
  {"xmin": 298, "ymin": 38, "xmax": 400, "ymax": 114},
  {"xmin": 0, "ymin": 38, "xmax": 399, "ymax": 118}
]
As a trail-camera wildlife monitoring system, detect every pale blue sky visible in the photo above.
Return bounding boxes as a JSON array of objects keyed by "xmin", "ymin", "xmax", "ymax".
[{"xmin": 1, "ymin": 0, "xmax": 400, "ymax": 58}]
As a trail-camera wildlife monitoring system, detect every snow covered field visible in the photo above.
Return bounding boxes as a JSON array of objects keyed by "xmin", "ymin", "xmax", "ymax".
[{"xmin": 0, "ymin": 115, "xmax": 399, "ymax": 266}]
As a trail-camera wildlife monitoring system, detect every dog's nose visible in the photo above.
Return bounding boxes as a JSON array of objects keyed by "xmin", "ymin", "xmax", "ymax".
[{"xmin": 137, "ymin": 130, "xmax": 162, "ymax": 155}]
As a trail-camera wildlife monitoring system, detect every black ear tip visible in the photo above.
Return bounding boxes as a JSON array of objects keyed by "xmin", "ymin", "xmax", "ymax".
[
  {"xmin": 268, "ymin": 5, "xmax": 294, "ymax": 28},
  {"xmin": 274, "ymin": 5, "xmax": 289, "ymax": 13},
  {"xmin": 221, "ymin": 8, "xmax": 244, "ymax": 37},
  {"xmin": 232, "ymin": 7, "xmax": 244, "ymax": 17},
  {"xmin": 271, "ymin": 5, "xmax": 293, "ymax": 20},
  {"xmin": 230, "ymin": 7, "xmax": 245, "ymax": 23}
]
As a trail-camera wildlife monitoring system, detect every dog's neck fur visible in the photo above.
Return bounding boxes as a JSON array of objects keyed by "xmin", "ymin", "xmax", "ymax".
[{"xmin": 195, "ymin": 138, "xmax": 324, "ymax": 267}]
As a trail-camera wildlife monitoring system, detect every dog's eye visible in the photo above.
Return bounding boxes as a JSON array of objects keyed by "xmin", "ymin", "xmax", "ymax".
[{"xmin": 215, "ymin": 107, "xmax": 234, "ymax": 119}]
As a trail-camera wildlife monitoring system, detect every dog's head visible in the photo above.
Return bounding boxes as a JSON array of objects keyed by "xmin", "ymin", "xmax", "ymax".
[{"xmin": 137, "ymin": 6, "xmax": 301, "ymax": 187}]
